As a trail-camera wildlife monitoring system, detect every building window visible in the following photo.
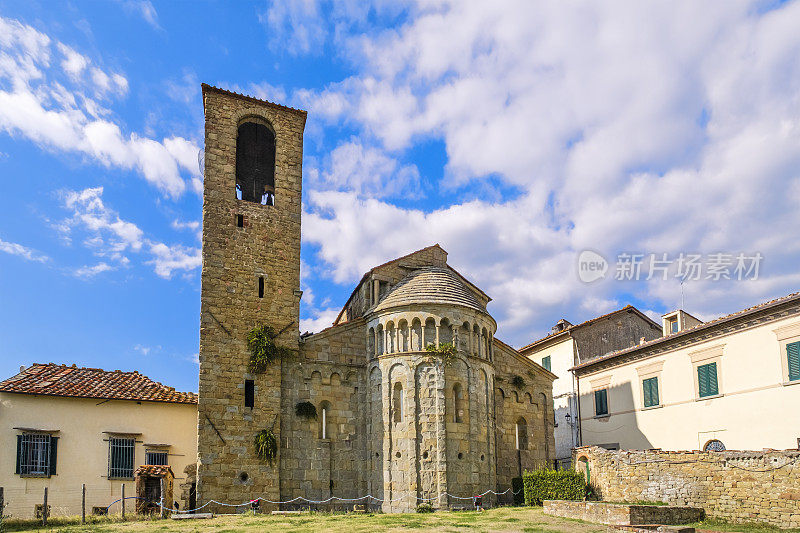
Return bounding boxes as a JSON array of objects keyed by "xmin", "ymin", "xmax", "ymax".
[
  {"xmin": 668, "ymin": 317, "xmax": 679, "ymax": 334},
  {"xmin": 697, "ymin": 362, "xmax": 719, "ymax": 398},
  {"xmin": 393, "ymin": 382, "xmax": 403, "ymax": 423},
  {"xmin": 703, "ymin": 439, "xmax": 726, "ymax": 452},
  {"xmin": 236, "ymin": 121, "xmax": 276, "ymax": 205},
  {"xmin": 453, "ymin": 383, "xmax": 465, "ymax": 423},
  {"xmin": 16, "ymin": 434, "xmax": 57, "ymax": 477},
  {"xmin": 244, "ymin": 379, "xmax": 255, "ymax": 408},
  {"xmin": 594, "ymin": 389, "xmax": 609, "ymax": 416},
  {"xmin": 787, "ymin": 341, "xmax": 800, "ymax": 382},
  {"xmin": 642, "ymin": 376, "xmax": 659, "ymax": 408},
  {"xmin": 145, "ymin": 450, "xmax": 168, "ymax": 466},
  {"xmin": 319, "ymin": 401, "xmax": 331, "ymax": 439},
  {"xmin": 541, "ymin": 355, "xmax": 551, "ymax": 372},
  {"xmin": 108, "ymin": 437, "xmax": 135, "ymax": 479},
  {"xmin": 515, "ymin": 417, "xmax": 528, "ymax": 450}
]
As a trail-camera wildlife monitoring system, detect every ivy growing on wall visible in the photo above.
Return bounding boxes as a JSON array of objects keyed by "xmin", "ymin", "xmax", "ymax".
[
  {"xmin": 425, "ymin": 342, "xmax": 457, "ymax": 366},
  {"xmin": 511, "ymin": 375, "xmax": 526, "ymax": 389},
  {"xmin": 254, "ymin": 429, "xmax": 278, "ymax": 464},
  {"xmin": 295, "ymin": 401, "xmax": 317, "ymax": 420},
  {"xmin": 246, "ymin": 324, "xmax": 294, "ymax": 374}
]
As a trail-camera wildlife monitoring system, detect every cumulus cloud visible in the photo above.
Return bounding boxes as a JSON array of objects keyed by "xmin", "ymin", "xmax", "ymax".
[
  {"xmin": 0, "ymin": 16, "xmax": 198, "ymax": 197},
  {"xmin": 0, "ymin": 236, "xmax": 49, "ymax": 263},
  {"xmin": 59, "ymin": 187, "xmax": 201, "ymax": 279},
  {"xmin": 294, "ymin": 0, "xmax": 800, "ymax": 345}
]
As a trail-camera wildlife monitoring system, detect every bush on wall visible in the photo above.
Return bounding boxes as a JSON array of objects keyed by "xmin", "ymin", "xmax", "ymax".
[
  {"xmin": 247, "ymin": 324, "xmax": 294, "ymax": 373},
  {"xmin": 523, "ymin": 469, "xmax": 586, "ymax": 506},
  {"xmin": 295, "ymin": 401, "xmax": 317, "ymax": 419}
]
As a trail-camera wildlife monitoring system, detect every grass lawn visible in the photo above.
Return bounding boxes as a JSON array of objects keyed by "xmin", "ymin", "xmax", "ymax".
[
  {"xmin": 0, "ymin": 507, "xmax": 605, "ymax": 533},
  {"xmin": 2, "ymin": 507, "xmax": 796, "ymax": 533}
]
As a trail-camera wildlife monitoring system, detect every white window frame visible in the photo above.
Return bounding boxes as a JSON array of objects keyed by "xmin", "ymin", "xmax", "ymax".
[
  {"xmin": 689, "ymin": 344, "xmax": 724, "ymax": 401},
  {"xmin": 774, "ymin": 322, "xmax": 800, "ymax": 386},
  {"xmin": 636, "ymin": 360, "xmax": 664, "ymax": 410}
]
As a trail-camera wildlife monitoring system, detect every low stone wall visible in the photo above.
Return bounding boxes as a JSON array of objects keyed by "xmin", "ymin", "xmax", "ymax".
[
  {"xmin": 543, "ymin": 500, "xmax": 703, "ymax": 526},
  {"xmin": 574, "ymin": 446, "xmax": 800, "ymax": 528}
]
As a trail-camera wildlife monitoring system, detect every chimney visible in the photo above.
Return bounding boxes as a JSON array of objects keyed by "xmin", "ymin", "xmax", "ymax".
[
  {"xmin": 662, "ymin": 310, "xmax": 703, "ymax": 336},
  {"xmin": 551, "ymin": 318, "xmax": 573, "ymax": 334}
]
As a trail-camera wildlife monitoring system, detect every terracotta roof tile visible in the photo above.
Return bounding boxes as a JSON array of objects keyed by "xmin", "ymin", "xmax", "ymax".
[
  {"xmin": 135, "ymin": 465, "xmax": 174, "ymax": 477},
  {"xmin": 573, "ymin": 290, "xmax": 800, "ymax": 371},
  {"xmin": 0, "ymin": 363, "xmax": 197, "ymax": 404}
]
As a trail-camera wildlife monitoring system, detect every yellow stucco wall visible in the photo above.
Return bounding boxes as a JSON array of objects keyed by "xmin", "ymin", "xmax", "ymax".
[
  {"xmin": 0, "ymin": 393, "xmax": 197, "ymax": 518},
  {"xmin": 578, "ymin": 316, "xmax": 800, "ymax": 451}
]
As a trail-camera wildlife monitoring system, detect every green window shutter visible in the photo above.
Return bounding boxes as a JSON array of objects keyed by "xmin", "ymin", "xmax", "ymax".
[
  {"xmin": 15, "ymin": 434, "xmax": 23, "ymax": 474},
  {"xmin": 698, "ymin": 362, "xmax": 718, "ymax": 398},
  {"xmin": 542, "ymin": 356, "xmax": 551, "ymax": 372},
  {"xmin": 49, "ymin": 436, "xmax": 58, "ymax": 476},
  {"xmin": 595, "ymin": 389, "xmax": 608, "ymax": 416},
  {"xmin": 643, "ymin": 377, "xmax": 659, "ymax": 407},
  {"xmin": 787, "ymin": 342, "xmax": 800, "ymax": 382}
]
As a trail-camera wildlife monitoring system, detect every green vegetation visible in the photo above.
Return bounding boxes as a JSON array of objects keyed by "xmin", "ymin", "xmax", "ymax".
[
  {"xmin": 425, "ymin": 342, "xmax": 457, "ymax": 366},
  {"xmin": 246, "ymin": 324, "xmax": 294, "ymax": 373},
  {"xmin": 295, "ymin": 401, "xmax": 317, "ymax": 420},
  {"xmin": 511, "ymin": 375, "xmax": 526, "ymax": 389},
  {"xmin": 254, "ymin": 428, "xmax": 278, "ymax": 463},
  {"xmin": 523, "ymin": 469, "xmax": 586, "ymax": 506}
]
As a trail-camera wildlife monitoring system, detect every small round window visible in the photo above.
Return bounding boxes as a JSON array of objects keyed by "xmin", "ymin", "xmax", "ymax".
[{"xmin": 703, "ymin": 439, "xmax": 725, "ymax": 452}]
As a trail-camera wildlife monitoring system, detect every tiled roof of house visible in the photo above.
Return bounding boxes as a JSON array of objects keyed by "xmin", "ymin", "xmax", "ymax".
[
  {"xmin": 519, "ymin": 305, "xmax": 659, "ymax": 353},
  {"xmin": 135, "ymin": 465, "xmax": 174, "ymax": 477},
  {"xmin": 374, "ymin": 266, "xmax": 484, "ymax": 313},
  {"xmin": 573, "ymin": 290, "xmax": 800, "ymax": 372},
  {"xmin": 0, "ymin": 363, "xmax": 197, "ymax": 404}
]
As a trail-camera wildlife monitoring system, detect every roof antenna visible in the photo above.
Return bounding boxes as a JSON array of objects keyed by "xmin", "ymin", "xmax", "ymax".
[{"xmin": 680, "ymin": 279, "xmax": 685, "ymax": 310}]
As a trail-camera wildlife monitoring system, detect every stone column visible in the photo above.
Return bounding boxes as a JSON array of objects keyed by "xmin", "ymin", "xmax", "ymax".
[{"xmin": 435, "ymin": 325, "xmax": 440, "ymax": 348}]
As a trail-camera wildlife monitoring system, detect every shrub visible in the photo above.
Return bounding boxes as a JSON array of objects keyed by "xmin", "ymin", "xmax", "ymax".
[
  {"xmin": 523, "ymin": 469, "xmax": 586, "ymax": 506},
  {"xmin": 254, "ymin": 429, "xmax": 278, "ymax": 464},
  {"xmin": 511, "ymin": 477, "xmax": 524, "ymax": 505},
  {"xmin": 511, "ymin": 375, "xmax": 526, "ymax": 389},
  {"xmin": 247, "ymin": 325, "xmax": 294, "ymax": 373},
  {"xmin": 416, "ymin": 503, "xmax": 434, "ymax": 513},
  {"xmin": 295, "ymin": 401, "xmax": 317, "ymax": 419},
  {"xmin": 425, "ymin": 342, "xmax": 457, "ymax": 366}
]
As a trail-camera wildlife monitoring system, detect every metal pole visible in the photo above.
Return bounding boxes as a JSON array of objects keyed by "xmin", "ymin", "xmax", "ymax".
[
  {"xmin": 1, "ymin": 486, "xmax": 4, "ymax": 524},
  {"xmin": 122, "ymin": 483, "xmax": 125, "ymax": 520},
  {"xmin": 160, "ymin": 477, "xmax": 165, "ymax": 519},
  {"xmin": 42, "ymin": 487, "xmax": 48, "ymax": 526},
  {"xmin": 82, "ymin": 484, "xmax": 86, "ymax": 525}
]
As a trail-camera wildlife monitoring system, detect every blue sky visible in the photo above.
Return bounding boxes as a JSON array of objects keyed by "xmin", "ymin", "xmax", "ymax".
[{"xmin": 2, "ymin": 1, "xmax": 800, "ymax": 393}]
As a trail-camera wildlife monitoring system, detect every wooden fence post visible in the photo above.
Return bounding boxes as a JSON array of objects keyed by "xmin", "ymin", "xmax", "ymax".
[
  {"xmin": 122, "ymin": 483, "xmax": 126, "ymax": 520},
  {"xmin": 160, "ymin": 477, "xmax": 165, "ymax": 519},
  {"xmin": 42, "ymin": 487, "xmax": 48, "ymax": 526},
  {"xmin": 82, "ymin": 484, "xmax": 86, "ymax": 525}
]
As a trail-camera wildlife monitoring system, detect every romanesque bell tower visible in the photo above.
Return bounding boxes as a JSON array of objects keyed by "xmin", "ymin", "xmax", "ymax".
[{"xmin": 197, "ymin": 84, "xmax": 305, "ymax": 508}]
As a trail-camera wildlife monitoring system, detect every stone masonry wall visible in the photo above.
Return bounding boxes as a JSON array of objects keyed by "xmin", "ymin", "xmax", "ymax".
[
  {"xmin": 576, "ymin": 446, "xmax": 800, "ymax": 528},
  {"xmin": 492, "ymin": 341, "xmax": 556, "ymax": 501},
  {"xmin": 543, "ymin": 500, "xmax": 704, "ymax": 526},
  {"xmin": 279, "ymin": 320, "xmax": 368, "ymax": 508},
  {"xmin": 197, "ymin": 86, "xmax": 305, "ymax": 512}
]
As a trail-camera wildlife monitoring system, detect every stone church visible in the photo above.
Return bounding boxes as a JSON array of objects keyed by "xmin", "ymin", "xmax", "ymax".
[{"xmin": 196, "ymin": 84, "xmax": 556, "ymax": 512}]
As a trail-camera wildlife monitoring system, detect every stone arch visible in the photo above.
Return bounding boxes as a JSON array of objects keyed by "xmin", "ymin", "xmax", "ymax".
[
  {"xmin": 423, "ymin": 317, "xmax": 437, "ymax": 348},
  {"xmin": 368, "ymin": 366, "xmax": 383, "ymax": 501},
  {"xmin": 576, "ymin": 455, "xmax": 590, "ymax": 484},
  {"xmin": 459, "ymin": 321, "xmax": 471, "ymax": 353},
  {"xmin": 330, "ymin": 372, "xmax": 341, "ymax": 386},
  {"xmin": 481, "ymin": 327, "xmax": 489, "ymax": 360},
  {"xmin": 368, "ymin": 327, "xmax": 376, "ymax": 356},
  {"xmin": 452, "ymin": 382, "xmax": 465, "ymax": 423},
  {"xmin": 398, "ymin": 319, "xmax": 409, "ymax": 352},
  {"xmin": 497, "ymin": 387, "xmax": 506, "ymax": 399},
  {"xmin": 410, "ymin": 317, "xmax": 422, "ymax": 351},
  {"xmin": 346, "ymin": 371, "xmax": 357, "ymax": 383},
  {"xmin": 393, "ymin": 381, "xmax": 404, "ymax": 423},
  {"xmin": 525, "ymin": 392, "xmax": 533, "ymax": 404},
  {"xmin": 376, "ymin": 324, "xmax": 384, "ymax": 355},
  {"xmin": 319, "ymin": 400, "xmax": 332, "ymax": 439},
  {"xmin": 310, "ymin": 370, "xmax": 322, "ymax": 382},
  {"xmin": 513, "ymin": 390, "xmax": 520, "ymax": 403},
  {"xmin": 439, "ymin": 317, "xmax": 453, "ymax": 346},
  {"xmin": 473, "ymin": 324, "xmax": 481, "ymax": 357},
  {"xmin": 515, "ymin": 417, "xmax": 528, "ymax": 450},
  {"xmin": 385, "ymin": 321, "xmax": 396, "ymax": 354},
  {"xmin": 235, "ymin": 118, "xmax": 275, "ymax": 205}
]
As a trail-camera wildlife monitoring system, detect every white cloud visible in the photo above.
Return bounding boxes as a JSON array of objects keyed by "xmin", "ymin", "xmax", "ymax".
[
  {"xmin": 73, "ymin": 262, "xmax": 114, "ymax": 278},
  {"xmin": 60, "ymin": 187, "xmax": 201, "ymax": 279},
  {"xmin": 296, "ymin": 0, "xmax": 800, "ymax": 346},
  {"xmin": 122, "ymin": 0, "xmax": 161, "ymax": 30},
  {"xmin": 0, "ymin": 16, "xmax": 198, "ymax": 197},
  {"xmin": 0, "ymin": 236, "xmax": 49, "ymax": 263},
  {"xmin": 300, "ymin": 306, "xmax": 341, "ymax": 335}
]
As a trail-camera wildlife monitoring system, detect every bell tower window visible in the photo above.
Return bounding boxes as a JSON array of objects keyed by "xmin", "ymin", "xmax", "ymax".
[{"xmin": 236, "ymin": 121, "xmax": 275, "ymax": 205}]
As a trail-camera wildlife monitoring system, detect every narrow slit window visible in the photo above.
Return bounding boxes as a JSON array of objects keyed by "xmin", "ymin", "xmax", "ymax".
[
  {"xmin": 258, "ymin": 277, "xmax": 264, "ymax": 298},
  {"xmin": 236, "ymin": 214, "xmax": 244, "ymax": 227},
  {"xmin": 244, "ymin": 379, "xmax": 254, "ymax": 408}
]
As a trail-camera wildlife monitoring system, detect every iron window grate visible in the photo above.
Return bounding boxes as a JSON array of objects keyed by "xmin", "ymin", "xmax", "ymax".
[
  {"xmin": 20, "ymin": 434, "xmax": 51, "ymax": 476},
  {"xmin": 145, "ymin": 450, "xmax": 168, "ymax": 466},
  {"xmin": 108, "ymin": 437, "xmax": 135, "ymax": 479}
]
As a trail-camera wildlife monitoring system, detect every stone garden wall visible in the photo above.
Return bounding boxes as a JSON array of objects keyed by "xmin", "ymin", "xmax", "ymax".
[{"xmin": 575, "ymin": 446, "xmax": 800, "ymax": 528}]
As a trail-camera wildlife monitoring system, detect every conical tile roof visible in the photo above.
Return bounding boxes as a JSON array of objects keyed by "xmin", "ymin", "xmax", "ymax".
[{"xmin": 374, "ymin": 267, "xmax": 484, "ymax": 313}]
